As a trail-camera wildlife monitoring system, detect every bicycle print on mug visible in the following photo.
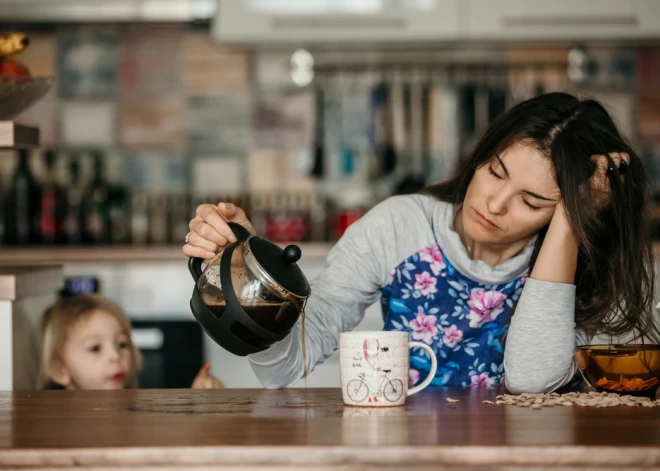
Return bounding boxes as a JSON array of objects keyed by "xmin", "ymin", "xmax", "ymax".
[{"xmin": 339, "ymin": 331, "xmax": 437, "ymax": 407}]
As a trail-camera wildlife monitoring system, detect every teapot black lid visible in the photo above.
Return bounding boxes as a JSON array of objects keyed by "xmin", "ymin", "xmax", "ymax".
[{"xmin": 248, "ymin": 237, "xmax": 311, "ymax": 299}]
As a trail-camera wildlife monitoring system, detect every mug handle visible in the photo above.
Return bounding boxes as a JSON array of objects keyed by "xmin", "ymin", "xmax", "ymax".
[{"xmin": 407, "ymin": 341, "xmax": 438, "ymax": 397}]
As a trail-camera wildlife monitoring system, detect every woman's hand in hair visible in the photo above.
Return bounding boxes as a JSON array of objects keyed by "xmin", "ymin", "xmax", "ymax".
[
  {"xmin": 589, "ymin": 152, "xmax": 629, "ymax": 209},
  {"xmin": 536, "ymin": 151, "xmax": 630, "ymax": 284}
]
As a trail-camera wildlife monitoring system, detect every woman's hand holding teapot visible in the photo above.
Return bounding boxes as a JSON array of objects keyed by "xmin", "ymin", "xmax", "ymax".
[{"xmin": 182, "ymin": 202, "xmax": 256, "ymax": 261}]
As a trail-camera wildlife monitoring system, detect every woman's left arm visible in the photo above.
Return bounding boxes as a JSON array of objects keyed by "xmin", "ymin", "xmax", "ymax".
[
  {"xmin": 504, "ymin": 153, "xmax": 629, "ymax": 394},
  {"xmin": 503, "ymin": 204, "xmax": 586, "ymax": 394}
]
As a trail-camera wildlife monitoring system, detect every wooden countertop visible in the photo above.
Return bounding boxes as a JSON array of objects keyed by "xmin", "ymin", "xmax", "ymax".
[{"xmin": 1, "ymin": 388, "xmax": 659, "ymax": 470}]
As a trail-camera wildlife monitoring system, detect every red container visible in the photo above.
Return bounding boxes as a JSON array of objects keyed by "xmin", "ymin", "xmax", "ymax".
[{"xmin": 332, "ymin": 208, "xmax": 367, "ymax": 240}]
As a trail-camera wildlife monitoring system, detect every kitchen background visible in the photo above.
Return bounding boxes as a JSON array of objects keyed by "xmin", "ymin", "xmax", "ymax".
[{"xmin": 1, "ymin": 0, "xmax": 660, "ymax": 389}]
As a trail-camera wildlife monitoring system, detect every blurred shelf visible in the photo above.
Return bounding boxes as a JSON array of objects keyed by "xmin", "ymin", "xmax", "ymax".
[
  {"xmin": 0, "ymin": 121, "xmax": 39, "ymax": 149},
  {"xmin": 0, "ymin": 243, "xmax": 334, "ymax": 266},
  {"xmin": 2, "ymin": 242, "xmax": 658, "ymax": 266}
]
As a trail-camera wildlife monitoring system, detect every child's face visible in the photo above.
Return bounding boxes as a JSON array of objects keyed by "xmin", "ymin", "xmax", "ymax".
[{"xmin": 57, "ymin": 310, "xmax": 133, "ymax": 390}]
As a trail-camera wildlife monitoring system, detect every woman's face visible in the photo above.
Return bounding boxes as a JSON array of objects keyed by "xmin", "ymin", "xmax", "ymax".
[{"xmin": 462, "ymin": 140, "xmax": 561, "ymax": 247}]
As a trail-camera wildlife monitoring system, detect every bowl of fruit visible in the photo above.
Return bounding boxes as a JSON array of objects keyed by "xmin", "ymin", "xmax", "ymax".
[
  {"xmin": 576, "ymin": 344, "xmax": 660, "ymax": 398},
  {"xmin": 0, "ymin": 32, "xmax": 54, "ymax": 120}
]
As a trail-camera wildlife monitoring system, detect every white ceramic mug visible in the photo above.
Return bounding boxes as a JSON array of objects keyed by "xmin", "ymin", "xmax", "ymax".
[{"xmin": 339, "ymin": 331, "xmax": 438, "ymax": 407}]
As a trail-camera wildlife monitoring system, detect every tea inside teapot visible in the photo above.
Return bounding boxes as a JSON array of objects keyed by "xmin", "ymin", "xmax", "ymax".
[
  {"xmin": 208, "ymin": 299, "xmax": 300, "ymax": 350},
  {"xmin": 207, "ymin": 299, "xmax": 302, "ymax": 335}
]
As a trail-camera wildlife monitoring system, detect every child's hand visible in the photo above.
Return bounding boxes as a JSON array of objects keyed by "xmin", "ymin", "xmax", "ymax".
[{"xmin": 191, "ymin": 362, "xmax": 225, "ymax": 389}]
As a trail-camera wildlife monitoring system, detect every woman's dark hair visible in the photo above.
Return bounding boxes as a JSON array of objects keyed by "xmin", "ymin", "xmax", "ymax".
[{"xmin": 423, "ymin": 92, "xmax": 660, "ymax": 342}]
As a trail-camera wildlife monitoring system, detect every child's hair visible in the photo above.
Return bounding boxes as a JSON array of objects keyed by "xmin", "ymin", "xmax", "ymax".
[{"xmin": 39, "ymin": 294, "xmax": 142, "ymax": 389}]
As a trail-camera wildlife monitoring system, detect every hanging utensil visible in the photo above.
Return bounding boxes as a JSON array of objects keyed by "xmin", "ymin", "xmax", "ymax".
[
  {"xmin": 310, "ymin": 86, "xmax": 325, "ymax": 178},
  {"xmin": 376, "ymin": 82, "xmax": 397, "ymax": 176},
  {"xmin": 395, "ymin": 71, "xmax": 426, "ymax": 195},
  {"xmin": 421, "ymin": 82, "xmax": 432, "ymax": 180}
]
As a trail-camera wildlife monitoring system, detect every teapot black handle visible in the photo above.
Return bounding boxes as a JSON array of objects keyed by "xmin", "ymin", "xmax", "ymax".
[
  {"xmin": 188, "ymin": 257, "xmax": 204, "ymax": 283},
  {"xmin": 189, "ymin": 222, "xmax": 251, "ymax": 282},
  {"xmin": 227, "ymin": 222, "xmax": 252, "ymax": 243}
]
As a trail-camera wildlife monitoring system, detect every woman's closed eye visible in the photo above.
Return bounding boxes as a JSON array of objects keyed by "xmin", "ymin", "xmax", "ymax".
[
  {"xmin": 488, "ymin": 167, "xmax": 503, "ymax": 179},
  {"xmin": 522, "ymin": 199, "xmax": 541, "ymax": 211},
  {"xmin": 489, "ymin": 166, "xmax": 543, "ymax": 210}
]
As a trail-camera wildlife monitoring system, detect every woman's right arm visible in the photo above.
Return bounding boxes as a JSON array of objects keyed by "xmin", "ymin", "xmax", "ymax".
[{"xmin": 183, "ymin": 201, "xmax": 395, "ymax": 389}]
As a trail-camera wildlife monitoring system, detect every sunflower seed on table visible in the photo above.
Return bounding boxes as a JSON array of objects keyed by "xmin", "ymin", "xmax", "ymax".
[{"xmin": 486, "ymin": 391, "xmax": 660, "ymax": 408}]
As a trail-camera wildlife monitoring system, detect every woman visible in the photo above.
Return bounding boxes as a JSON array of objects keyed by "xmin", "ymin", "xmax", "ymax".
[{"xmin": 183, "ymin": 93, "xmax": 660, "ymax": 394}]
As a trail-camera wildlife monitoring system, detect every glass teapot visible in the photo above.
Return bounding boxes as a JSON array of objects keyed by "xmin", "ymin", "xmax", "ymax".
[{"xmin": 188, "ymin": 222, "xmax": 311, "ymax": 357}]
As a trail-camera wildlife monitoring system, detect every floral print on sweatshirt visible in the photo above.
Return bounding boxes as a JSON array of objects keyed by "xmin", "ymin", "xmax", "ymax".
[{"xmin": 381, "ymin": 244, "xmax": 527, "ymax": 388}]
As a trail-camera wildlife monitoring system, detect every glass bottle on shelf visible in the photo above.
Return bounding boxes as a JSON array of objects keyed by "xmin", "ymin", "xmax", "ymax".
[
  {"xmin": 83, "ymin": 151, "xmax": 111, "ymax": 245},
  {"xmin": 148, "ymin": 193, "xmax": 169, "ymax": 245},
  {"xmin": 39, "ymin": 149, "xmax": 65, "ymax": 245},
  {"xmin": 130, "ymin": 191, "xmax": 149, "ymax": 245},
  {"xmin": 169, "ymin": 192, "xmax": 191, "ymax": 245},
  {"xmin": 109, "ymin": 183, "xmax": 130, "ymax": 245},
  {"xmin": 5, "ymin": 149, "xmax": 40, "ymax": 245},
  {"xmin": 63, "ymin": 154, "xmax": 85, "ymax": 245}
]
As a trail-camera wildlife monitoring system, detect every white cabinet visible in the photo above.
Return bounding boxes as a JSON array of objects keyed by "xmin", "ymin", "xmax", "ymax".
[
  {"xmin": 213, "ymin": 0, "xmax": 660, "ymax": 43},
  {"xmin": 213, "ymin": 0, "xmax": 461, "ymax": 43},
  {"xmin": 462, "ymin": 0, "xmax": 660, "ymax": 40},
  {"xmin": 0, "ymin": 267, "xmax": 63, "ymax": 391}
]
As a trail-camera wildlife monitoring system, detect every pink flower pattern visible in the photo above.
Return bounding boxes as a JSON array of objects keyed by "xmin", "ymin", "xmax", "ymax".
[
  {"xmin": 442, "ymin": 324, "xmax": 463, "ymax": 348},
  {"xmin": 414, "ymin": 271, "xmax": 438, "ymax": 296},
  {"xmin": 467, "ymin": 289, "xmax": 507, "ymax": 329},
  {"xmin": 419, "ymin": 245, "xmax": 446, "ymax": 276},
  {"xmin": 382, "ymin": 244, "xmax": 528, "ymax": 389},
  {"xmin": 470, "ymin": 372, "xmax": 497, "ymax": 388},
  {"xmin": 409, "ymin": 310, "xmax": 439, "ymax": 344},
  {"xmin": 409, "ymin": 369, "xmax": 420, "ymax": 387}
]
